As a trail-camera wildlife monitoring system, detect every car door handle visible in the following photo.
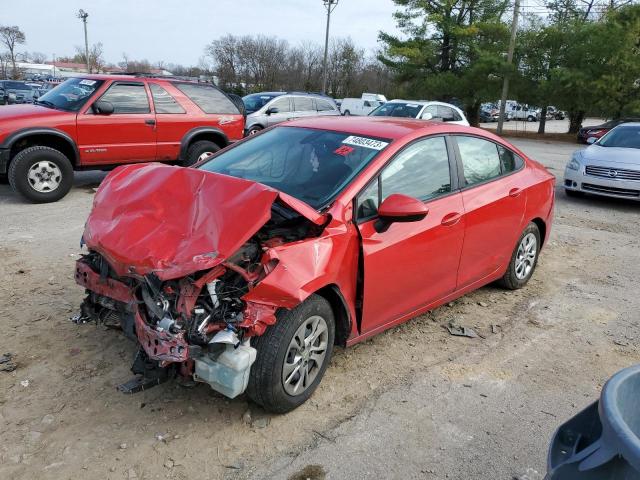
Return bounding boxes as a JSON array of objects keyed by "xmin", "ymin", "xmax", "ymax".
[
  {"xmin": 145, "ymin": 119, "xmax": 156, "ymax": 126},
  {"xmin": 509, "ymin": 187, "xmax": 522, "ymax": 197},
  {"xmin": 441, "ymin": 212, "xmax": 462, "ymax": 226}
]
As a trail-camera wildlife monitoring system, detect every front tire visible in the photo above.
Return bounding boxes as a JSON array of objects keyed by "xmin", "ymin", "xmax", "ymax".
[
  {"xmin": 247, "ymin": 295, "xmax": 335, "ymax": 413},
  {"xmin": 499, "ymin": 222, "xmax": 541, "ymax": 290},
  {"xmin": 8, "ymin": 146, "xmax": 73, "ymax": 203},
  {"xmin": 184, "ymin": 140, "xmax": 220, "ymax": 167},
  {"xmin": 246, "ymin": 125, "xmax": 263, "ymax": 137},
  {"xmin": 343, "ymin": 110, "xmax": 351, "ymax": 116}
]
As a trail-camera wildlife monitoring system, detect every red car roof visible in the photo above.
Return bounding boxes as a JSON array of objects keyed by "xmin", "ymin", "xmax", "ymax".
[{"xmin": 282, "ymin": 116, "xmax": 491, "ymax": 142}]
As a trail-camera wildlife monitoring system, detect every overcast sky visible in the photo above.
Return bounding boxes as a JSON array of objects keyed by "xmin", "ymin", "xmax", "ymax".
[{"xmin": 4, "ymin": 0, "xmax": 401, "ymax": 66}]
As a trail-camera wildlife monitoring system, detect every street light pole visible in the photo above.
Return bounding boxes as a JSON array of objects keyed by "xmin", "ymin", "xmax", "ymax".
[
  {"xmin": 77, "ymin": 9, "xmax": 90, "ymax": 73},
  {"xmin": 321, "ymin": 0, "xmax": 339, "ymax": 95},
  {"xmin": 497, "ymin": 0, "xmax": 520, "ymax": 135}
]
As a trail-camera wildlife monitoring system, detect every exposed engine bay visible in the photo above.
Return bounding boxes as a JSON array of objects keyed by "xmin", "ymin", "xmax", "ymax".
[{"xmin": 75, "ymin": 200, "xmax": 323, "ymax": 397}]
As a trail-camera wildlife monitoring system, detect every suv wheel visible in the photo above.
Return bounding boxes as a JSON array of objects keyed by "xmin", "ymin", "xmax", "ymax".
[
  {"xmin": 527, "ymin": 115, "xmax": 536, "ymax": 122},
  {"xmin": 8, "ymin": 146, "xmax": 73, "ymax": 203},
  {"xmin": 499, "ymin": 222, "xmax": 541, "ymax": 290},
  {"xmin": 184, "ymin": 140, "xmax": 220, "ymax": 167},
  {"xmin": 343, "ymin": 110, "xmax": 351, "ymax": 116},
  {"xmin": 247, "ymin": 295, "xmax": 335, "ymax": 413}
]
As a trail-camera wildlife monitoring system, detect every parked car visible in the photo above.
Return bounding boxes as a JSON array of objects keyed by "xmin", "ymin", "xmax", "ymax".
[
  {"xmin": 480, "ymin": 108, "xmax": 499, "ymax": 123},
  {"xmin": 577, "ymin": 117, "xmax": 640, "ymax": 143},
  {"xmin": 564, "ymin": 122, "xmax": 640, "ymax": 200},
  {"xmin": 508, "ymin": 104, "xmax": 540, "ymax": 122},
  {"xmin": 242, "ymin": 92, "xmax": 340, "ymax": 136},
  {"xmin": 340, "ymin": 97, "xmax": 383, "ymax": 116},
  {"xmin": 74, "ymin": 116, "xmax": 554, "ymax": 413},
  {"xmin": 547, "ymin": 106, "xmax": 565, "ymax": 120},
  {"xmin": 369, "ymin": 100, "xmax": 470, "ymax": 126},
  {"xmin": 0, "ymin": 75, "xmax": 244, "ymax": 203},
  {"xmin": 0, "ymin": 80, "xmax": 38, "ymax": 105}
]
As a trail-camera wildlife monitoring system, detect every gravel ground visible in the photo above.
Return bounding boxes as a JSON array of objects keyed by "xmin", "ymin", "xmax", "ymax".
[{"xmin": 0, "ymin": 138, "xmax": 638, "ymax": 480}]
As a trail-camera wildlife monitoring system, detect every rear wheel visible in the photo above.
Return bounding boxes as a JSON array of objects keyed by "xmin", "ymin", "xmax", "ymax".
[
  {"xmin": 184, "ymin": 140, "xmax": 220, "ymax": 167},
  {"xmin": 8, "ymin": 146, "xmax": 73, "ymax": 203},
  {"xmin": 499, "ymin": 222, "xmax": 541, "ymax": 290},
  {"xmin": 247, "ymin": 295, "xmax": 335, "ymax": 413},
  {"xmin": 527, "ymin": 115, "xmax": 536, "ymax": 122},
  {"xmin": 343, "ymin": 110, "xmax": 350, "ymax": 116}
]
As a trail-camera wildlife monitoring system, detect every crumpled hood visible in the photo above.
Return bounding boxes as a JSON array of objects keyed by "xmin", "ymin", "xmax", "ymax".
[{"xmin": 83, "ymin": 163, "xmax": 325, "ymax": 280}]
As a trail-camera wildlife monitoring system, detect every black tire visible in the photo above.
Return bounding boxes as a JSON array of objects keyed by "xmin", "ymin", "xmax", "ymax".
[
  {"xmin": 0, "ymin": 174, "xmax": 8, "ymax": 184},
  {"xmin": 246, "ymin": 125, "xmax": 263, "ymax": 137},
  {"xmin": 527, "ymin": 115, "xmax": 536, "ymax": 122},
  {"xmin": 247, "ymin": 294, "xmax": 335, "ymax": 413},
  {"xmin": 565, "ymin": 188, "xmax": 584, "ymax": 198},
  {"xmin": 343, "ymin": 110, "xmax": 351, "ymax": 116},
  {"xmin": 498, "ymin": 222, "xmax": 541, "ymax": 290},
  {"xmin": 8, "ymin": 146, "xmax": 73, "ymax": 203},
  {"xmin": 183, "ymin": 140, "xmax": 220, "ymax": 167}
]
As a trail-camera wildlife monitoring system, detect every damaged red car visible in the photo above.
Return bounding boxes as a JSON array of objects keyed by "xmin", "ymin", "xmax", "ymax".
[{"xmin": 74, "ymin": 116, "xmax": 554, "ymax": 413}]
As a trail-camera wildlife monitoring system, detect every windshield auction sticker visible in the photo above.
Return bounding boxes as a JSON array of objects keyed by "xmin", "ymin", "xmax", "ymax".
[{"xmin": 342, "ymin": 136, "xmax": 389, "ymax": 150}]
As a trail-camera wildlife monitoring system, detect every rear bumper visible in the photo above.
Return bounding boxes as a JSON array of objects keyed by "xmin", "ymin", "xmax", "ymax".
[
  {"xmin": 0, "ymin": 148, "xmax": 9, "ymax": 174},
  {"xmin": 564, "ymin": 167, "xmax": 640, "ymax": 200}
]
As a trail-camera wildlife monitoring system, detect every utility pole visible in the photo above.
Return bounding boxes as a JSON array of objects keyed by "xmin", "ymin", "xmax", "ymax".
[
  {"xmin": 52, "ymin": 53, "xmax": 56, "ymax": 78},
  {"xmin": 321, "ymin": 0, "xmax": 339, "ymax": 94},
  {"xmin": 77, "ymin": 9, "xmax": 90, "ymax": 73},
  {"xmin": 497, "ymin": 0, "xmax": 520, "ymax": 135}
]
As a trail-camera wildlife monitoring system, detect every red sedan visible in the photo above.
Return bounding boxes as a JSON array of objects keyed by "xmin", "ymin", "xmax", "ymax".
[{"xmin": 75, "ymin": 117, "xmax": 554, "ymax": 412}]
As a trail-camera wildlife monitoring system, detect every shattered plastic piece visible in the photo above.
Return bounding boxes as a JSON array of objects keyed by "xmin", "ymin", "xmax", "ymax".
[
  {"xmin": 446, "ymin": 325, "xmax": 479, "ymax": 338},
  {"xmin": 20, "ymin": 379, "xmax": 29, "ymax": 387}
]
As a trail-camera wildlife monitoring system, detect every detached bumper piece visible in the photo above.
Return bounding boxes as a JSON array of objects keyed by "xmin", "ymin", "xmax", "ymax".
[{"xmin": 117, "ymin": 348, "xmax": 176, "ymax": 394}]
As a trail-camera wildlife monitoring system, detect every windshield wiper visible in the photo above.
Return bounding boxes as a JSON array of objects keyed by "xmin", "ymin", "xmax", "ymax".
[{"xmin": 35, "ymin": 99, "xmax": 64, "ymax": 110}]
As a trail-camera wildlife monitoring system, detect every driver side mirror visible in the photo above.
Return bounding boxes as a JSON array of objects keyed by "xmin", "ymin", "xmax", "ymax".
[
  {"xmin": 265, "ymin": 107, "xmax": 279, "ymax": 116},
  {"xmin": 586, "ymin": 137, "xmax": 597, "ymax": 145},
  {"xmin": 92, "ymin": 100, "xmax": 114, "ymax": 115},
  {"xmin": 375, "ymin": 194, "xmax": 428, "ymax": 233}
]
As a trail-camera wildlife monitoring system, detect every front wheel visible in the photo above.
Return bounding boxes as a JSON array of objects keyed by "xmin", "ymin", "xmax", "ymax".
[
  {"xmin": 343, "ymin": 110, "xmax": 350, "ymax": 116},
  {"xmin": 499, "ymin": 222, "xmax": 541, "ymax": 290},
  {"xmin": 246, "ymin": 125, "xmax": 263, "ymax": 137},
  {"xmin": 527, "ymin": 115, "xmax": 536, "ymax": 122},
  {"xmin": 247, "ymin": 295, "xmax": 335, "ymax": 413},
  {"xmin": 8, "ymin": 146, "xmax": 73, "ymax": 203}
]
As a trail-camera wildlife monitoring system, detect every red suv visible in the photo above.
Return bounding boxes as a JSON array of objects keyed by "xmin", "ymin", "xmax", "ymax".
[{"xmin": 0, "ymin": 75, "xmax": 244, "ymax": 202}]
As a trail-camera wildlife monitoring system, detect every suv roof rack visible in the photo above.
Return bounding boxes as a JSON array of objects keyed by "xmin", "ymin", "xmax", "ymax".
[{"xmin": 285, "ymin": 91, "xmax": 332, "ymax": 97}]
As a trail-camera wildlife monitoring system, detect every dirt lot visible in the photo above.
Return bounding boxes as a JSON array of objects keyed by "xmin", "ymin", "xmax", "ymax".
[{"xmin": 1, "ymin": 138, "xmax": 638, "ymax": 480}]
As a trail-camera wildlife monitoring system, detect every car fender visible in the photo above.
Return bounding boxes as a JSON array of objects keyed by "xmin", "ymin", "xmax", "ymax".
[{"xmin": 1, "ymin": 127, "xmax": 79, "ymax": 164}]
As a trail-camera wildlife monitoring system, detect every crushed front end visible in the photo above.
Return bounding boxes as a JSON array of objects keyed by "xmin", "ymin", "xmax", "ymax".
[{"xmin": 73, "ymin": 163, "xmax": 326, "ymax": 398}]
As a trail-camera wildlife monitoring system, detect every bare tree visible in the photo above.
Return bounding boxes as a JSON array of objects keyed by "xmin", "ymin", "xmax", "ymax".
[
  {"xmin": 0, "ymin": 25, "xmax": 26, "ymax": 79},
  {"xmin": 74, "ymin": 42, "xmax": 105, "ymax": 73},
  {"xmin": 24, "ymin": 51, "xmax": 47, "ymax": 63}
]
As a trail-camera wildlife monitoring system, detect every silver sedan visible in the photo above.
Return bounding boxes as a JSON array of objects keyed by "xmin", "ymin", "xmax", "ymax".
[{"xmin": 564, "ymin": 123, "xmax": 640, "ymax": 200}]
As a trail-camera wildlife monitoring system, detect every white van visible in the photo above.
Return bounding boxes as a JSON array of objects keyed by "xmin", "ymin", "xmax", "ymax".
[{"xmin": 340, "ymin": 97, "xmax": 385, "ymax": 116}]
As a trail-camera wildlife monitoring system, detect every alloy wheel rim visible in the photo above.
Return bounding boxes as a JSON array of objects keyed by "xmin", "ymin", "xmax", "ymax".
[
  {"xmin": 515, "ymin": 233, "xmax": 537, "ymax": 280},
  {"xmin": 282, "ymin": 315, "xmax": 328, "ymax": 396},
  {"xmin": 27, "ymin": 161, "xmax": 62, "ymax": 193},
  {"xmin": 197, "ymin": 152, "xmax": 215, "ymax": 162}
]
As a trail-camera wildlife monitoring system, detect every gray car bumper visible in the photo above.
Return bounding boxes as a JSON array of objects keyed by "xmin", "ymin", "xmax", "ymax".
[{"xmin": 564, "ymin": 166, "xmax": 640, "ymax": 200}]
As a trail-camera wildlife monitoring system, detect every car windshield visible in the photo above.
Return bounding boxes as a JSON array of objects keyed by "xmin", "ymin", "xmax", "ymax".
[
  {"xmin": 243, "ymin": 93, "xmax": 282, "ymax": 114},
  {"xmin": 597, "ymin": 126, "xmax": 640, "ymax": 149},
  {"xmin": 36, "ymin": 77, "xmax": 104, "ymax": 112},
  {"xmin": 199, "ymin": 126, "xmax": 390, "ymax": 209},
  {"xmin": 369, "ymin": 102, "xmax": 423, "ymax": 118}
]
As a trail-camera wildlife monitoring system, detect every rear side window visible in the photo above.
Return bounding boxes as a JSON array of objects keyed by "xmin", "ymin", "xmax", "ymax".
[
  {"xmin": 294, "ymin": 96, "xmax": 314, "ymax": 112},
  {"xmin": 316, "ymin": 99, "xmax": 335, "ymax": 112},
  {"xmin": 150, "ymin": 83, "xmax": 185, "ymax": 114},
  {"xmin": 174, "ymin": 83, "xmax": 239, "ymax": 114},
  {"xmin": 456, "ymin": 136, "xmax": 501, "ymax": 186},
  {"xmin": 99, "ymin": 83, "xmax": 150, "ymax": 114}
]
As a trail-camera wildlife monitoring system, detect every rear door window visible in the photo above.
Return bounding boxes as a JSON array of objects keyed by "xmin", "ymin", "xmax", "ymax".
[
  {"xmin": 456, "ymin": 136, "xmax": 502, "ymax": 186},
  {"xmin": 173, "ymin": 83, "xmax": 239, "ymax": 114},
  {"xmin": 150, "ymin": 83, "xmax": 185, "ymax": 114},
  {"xmin": 99, "ymin": 83, "xmax": 150, "ymax": 114},
  {"xmin": 269, "ymin": 97, "xmax": 291, "ymax": 113},
  {"xmin": 316, "ymin": 99, "xmax": 335, "ymax": 112},
  {"xmin": 294, "ymin": 96, "xmax": 314, "ymax": 112}
]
